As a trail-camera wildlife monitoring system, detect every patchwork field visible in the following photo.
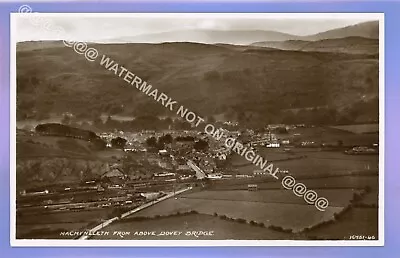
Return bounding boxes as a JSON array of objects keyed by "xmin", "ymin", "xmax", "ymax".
[
  {"xmin": 180, "ymin": 189, "xmax": 357, "ymax": 207},
  {"xmin": 207, "ymin": 175, "xmax": 378, "ymax": 194},
  {"xmin": 128, "ymin": 196, "xmax": 343, "ymax": 232},
  {"xmin": 117, "ymin": 147, "xmax": 379, "ymax": 239},
  {"xmin": 92, "ymin": 213, "xmax": 293, "ymax": 240},
  {"xmin": 230, "ymin": 150, "xmax": 300, "ymax": 167},
  {"xmin": 233, "ymin": 149, "xmax": 379, "ymax": 178},
  {"xmin": 289, "ymin": 126, "xmax": 378, "ymax": 145},
  {"xmin": 15, "ymin": 129, "xmax": 380, "ymax": 240}
]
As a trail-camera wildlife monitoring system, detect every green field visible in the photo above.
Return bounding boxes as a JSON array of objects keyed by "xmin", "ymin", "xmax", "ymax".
[
  {"xmin": 92, "ymin": 213, "xmax": 293, "ymax": 240},
  {"xmin": 275, "ymin": 157, "xmax": 377, "ymax": 178},
  {"xmin": 288, "ymin": 175, "xmax": 378, "ymax": 190},
  {"xmin": 181, "ymin": 189, "xmax": 357, "ymax": 207},
  {"xmin": 128, "ymin": 196, "xmax": 343, "ymax": 232},
  {"xmin": 275, "ymin": 150, "xmax": 376, "ymax": 175},
  {"xmin": 359, "ymin": 191, "xmax": 379, "ymax": 206},
  {"xmin": 121, "ymin": 147, "xmax": 379, "ymax": 236},
  {"xmin": 230, "ymin": 149, "xmax": 378, "ymax": 178},
  {"xmin": 289, "ymin": 126, "xmax": 378, "ymax": 145},
  {"xmin": 301, "ymin": 207, "xmax": 378, "ymax": 240},
  {"xmin": 208, "ymin": 175, "xmax": 378, "ymax": 194}
]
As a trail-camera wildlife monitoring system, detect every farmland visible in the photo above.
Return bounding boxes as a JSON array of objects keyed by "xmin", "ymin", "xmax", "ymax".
[
  {"xmin": 288, "ymin": 126, "xmax": 379, "ymax": 145},
  {"xmin": 17, "ymin": 222, "xmax": 89, "ymax": 239},
  {"xmin": 110, "ymin": 144, "xmax": 379, "ymax": 239},
  {"xmin": 359, "ymin": 191, "xmax": 379, "ymax": 206},
  {"xmin": 228, "ymin": 147, "xmax": 378, "ymax": 179},
  {"xmin": 91, "ymin": 213, "xmax": 293, "ymax": 240},
  {"xmin": 127, "ymin": 195, "xmax": 343, "ymax": 232},
  {"xmin": 207, "ymin": 175, "xmax": 378, "ymax": 192},
  {"xmin": 15, "ymin": 127, "xmax": 379, "ymax": 240},
  {"xmin": 179, "ymin": 189, "xmax": 358, "ymax": 207},
  {"xmin": 302, "ymin": 207, "xmax": 378, "ymax": 240}
]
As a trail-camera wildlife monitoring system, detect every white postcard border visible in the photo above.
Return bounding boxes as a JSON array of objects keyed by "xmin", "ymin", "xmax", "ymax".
[{"xmin": 10, "ymin": 12, "xmax": 385, "ymax": 247}]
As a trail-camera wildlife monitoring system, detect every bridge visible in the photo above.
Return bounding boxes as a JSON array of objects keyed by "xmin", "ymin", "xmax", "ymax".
[{"xmin": 186, "ymin": 159, "xmax": 207, "ymax": 179}]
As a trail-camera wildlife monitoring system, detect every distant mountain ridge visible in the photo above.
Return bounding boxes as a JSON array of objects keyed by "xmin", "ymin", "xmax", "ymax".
[
  {"xmin": 17, "ymin": 21, "xmax": 379, "ymax": 51},
  {"xmin": 302, "ymin": 21, "xmax": 379, "ymax": 41},
  {"xmin": 250, "ymin": 36, "xmax": 378, "ymax": 55},
  {"xmin": 102, "ymin": 20, "xmax": 378, "ymax": 45},
  {"xmin": 106, "ymin": 29, "xmax": 299, "ymax": 45}
]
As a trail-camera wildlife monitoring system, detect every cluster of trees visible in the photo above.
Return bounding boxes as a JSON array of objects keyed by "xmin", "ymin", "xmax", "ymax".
[
  {"xmin": 36, "ymin": 123, "xmax": 97, "ymax": 141},
  {"xmin": 35, "ymin": 123, "xmax": 107, "ymax": 149},
  {"xmin": 212, "ymin": 212, "xmax": 293, "ymax": 233},
  {"xmin": 119, "ymin": 210, "xmax": 200, "ymax": 222},
  {"xmin": 111, "ymin": 137, "xmax": 127, "ymax": 149},
  {"xmin": 145, "ymin": 134, "xmax": 208, "ymax": 151},
  {"xmin": 273, "ymin": 127, "xmax": 288, "ymax": 134},
  {"xmin": 194, "ymin": 139, "xmax": 209, "ymax": 151},
  {"xmin": 145, "ymin": 134, "xmax": 173, "ymax": 150}
]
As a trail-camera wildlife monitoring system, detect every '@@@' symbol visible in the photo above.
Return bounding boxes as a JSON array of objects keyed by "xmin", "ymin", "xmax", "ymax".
[
  {"xmin": 84, "ymin": 48, "xmax": 99, "ymax": 62},
  {"xmin": 281, "ymin": 175, "xmax": 329, "ymax": 211}
]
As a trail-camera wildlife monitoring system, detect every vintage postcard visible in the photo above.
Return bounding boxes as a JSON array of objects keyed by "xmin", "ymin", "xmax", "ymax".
[{"xmin": 10, "ymin": 11, "xmax": 384, "ymax": 246}]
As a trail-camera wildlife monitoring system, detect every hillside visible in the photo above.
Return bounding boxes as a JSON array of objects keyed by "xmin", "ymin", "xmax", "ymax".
[
  {"xmin": 304, "ymin": 21, "xmax": 379, "ymax": 41},
  {"xmin": 16, "ymin": 41, "xmax": 66, "ymax": 52},
  {"xmin": 16, "ymin": 41, "xmax": 379, "ymax": 127},
  {"xmin": 250, "ymin": 37, "xmax": 378, "ymax": 55}
]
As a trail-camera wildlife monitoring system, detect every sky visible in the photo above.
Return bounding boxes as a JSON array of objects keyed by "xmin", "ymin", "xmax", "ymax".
[{"xmin": 15, "ymin": 13, "xmax": 375, "ymax": 42}]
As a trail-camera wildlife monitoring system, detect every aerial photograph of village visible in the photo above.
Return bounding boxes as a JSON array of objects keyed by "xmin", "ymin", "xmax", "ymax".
[{"xmin": 14, "ymin": 13, "xmax": 381, "ymax": 242}]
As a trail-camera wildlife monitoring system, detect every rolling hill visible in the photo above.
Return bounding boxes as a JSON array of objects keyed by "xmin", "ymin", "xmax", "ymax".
[
  {"xmin": 16, "ymin": 40, "xmax": 379, "ymax": 126},
  {"xmin": 104, "ymin": 20, "xmax": 379, "ymax": 45},
  {"xmin": 104, "ymin": 29, "xmax": 299, "ymax": 45},
  {"xmin": 250, "ymin": 36, "xmax": 378, "ymax": 55},
  {"xmin": 304, "ymin": 21, "xmax": 379, "ymax": 41}
]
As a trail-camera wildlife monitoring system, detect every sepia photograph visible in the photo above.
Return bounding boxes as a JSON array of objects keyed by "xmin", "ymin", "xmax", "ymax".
[{"xmin": 11, "ymin": 12, "xmax": 383, "ymax": 246}]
